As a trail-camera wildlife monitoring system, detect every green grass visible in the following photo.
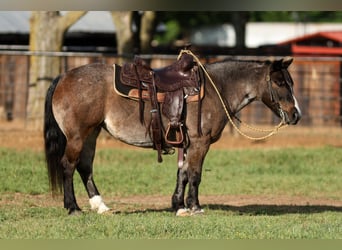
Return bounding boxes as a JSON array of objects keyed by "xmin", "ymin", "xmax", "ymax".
[
  {"xmin": 0, "ymin": 206, "xmax": 341, "ymax": 239},
  {"xmin": 202, "ymin": 147, "xmax": 342, "ymax": 199},
  {"xmin": 0, "ymin": 149, "xmax": 47, "ymax": 194},
  {"xmin": 0, "ymin": 146, "xmax": 341, "ymax": 239}
]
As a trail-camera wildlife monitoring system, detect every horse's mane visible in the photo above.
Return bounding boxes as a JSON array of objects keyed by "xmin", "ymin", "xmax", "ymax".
[
  {"xmin": 206, "ymin": 57, "xmax": 272, "ymax": 68},
  {"xmin": 204, "ymin": 57, "xmax": 271, "ymax": 83}
]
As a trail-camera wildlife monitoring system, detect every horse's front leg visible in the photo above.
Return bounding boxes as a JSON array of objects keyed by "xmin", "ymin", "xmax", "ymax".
[
  {"xmin": 171, "ymin": 167, "xmax": 188, "ymax": 212},
  {"xmin": 173, "ymin": 136, "xmax": 210, "ymax": 216}
]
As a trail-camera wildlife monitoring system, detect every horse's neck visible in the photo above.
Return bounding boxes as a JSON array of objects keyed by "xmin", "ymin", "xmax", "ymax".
[{"xmin": 206, "ymin": 62, "xmax": 267, "ymax": 114}]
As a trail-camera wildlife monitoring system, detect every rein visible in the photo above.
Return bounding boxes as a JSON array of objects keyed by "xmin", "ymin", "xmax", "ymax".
[{"xmin": 178, "ymin": 49, "xmax": 288, "ymax": 141}]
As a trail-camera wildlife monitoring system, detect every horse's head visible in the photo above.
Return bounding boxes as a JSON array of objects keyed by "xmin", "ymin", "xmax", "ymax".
[{"xmin": 262, "ymin": 57, "xmax": 301, "ymax": 125}]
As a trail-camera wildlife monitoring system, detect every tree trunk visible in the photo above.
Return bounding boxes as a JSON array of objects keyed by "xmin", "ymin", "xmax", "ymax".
[
  {"xmin": 140, "ymin": 11, "xmax": 156, "ymax": 54},
  {"xmin": 231, "ymin": 12, "xmax": 249, "ymax": 50},
  {"xmin": 27, "ymin": 11, "xmax": 86, "ymax": 130},
  {"xmin": 111, "ymin": 11, "xmax": 135, "ymax": 64}
]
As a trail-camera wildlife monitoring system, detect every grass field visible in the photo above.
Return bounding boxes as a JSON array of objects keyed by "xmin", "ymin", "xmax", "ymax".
[{"xmin": 0, "ymin": 146, "xmax": 341, "ymax": 239}]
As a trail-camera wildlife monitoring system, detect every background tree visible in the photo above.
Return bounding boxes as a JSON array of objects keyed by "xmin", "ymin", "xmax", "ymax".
[
  {"xmin": 27, "ymin": 11, "xmax": 86, "ymax": 129},
  {"xmin": 136, "ymin": 11, "xmax": 157, "ymax": 54},
  {"xmin": 111, "ymin": 11, "xmax": 157, "ymax": 63},
  {"xmin": 111, "ymin": 11, "xmax": 135, "ymax": 64},
  {"xmin": 27, "ymin": 11, "xmax": 155, "ymax": 129},
  {"xmin": 231, "ymin": 12, "xmax": 250, "ymax": 49}
]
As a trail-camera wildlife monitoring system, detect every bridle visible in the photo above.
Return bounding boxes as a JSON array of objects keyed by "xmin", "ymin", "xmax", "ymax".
[
  {"xmin": 267, "ymin": 73, "xmax": 286, "ymax": 123},
  {"xmin": 267, "ymin": 67, "xmax": 295, "ymax": 124}
]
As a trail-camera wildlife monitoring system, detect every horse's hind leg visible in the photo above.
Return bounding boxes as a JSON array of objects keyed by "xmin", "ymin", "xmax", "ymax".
[
  {"xmin": 62, "ymin": 136, "xmax": 84, "ymax": 215},
  {"xmin": 76, "ymin": 127, "xmax": 110, "ymax": 214}
]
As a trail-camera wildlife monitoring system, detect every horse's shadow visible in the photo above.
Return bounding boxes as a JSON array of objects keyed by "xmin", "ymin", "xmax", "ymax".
[
  {"xmin": 204, "ymin": 203, "xmax": 342, "ymax": 215},
  {"xmin": 112, "ymin": 203, "xmax": 342, "ymax": 215}
]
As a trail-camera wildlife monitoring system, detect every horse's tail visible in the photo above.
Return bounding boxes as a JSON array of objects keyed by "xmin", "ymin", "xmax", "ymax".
[{"xmin": 44, "ymin": 75, "xmax": 66, "ymax": 194}]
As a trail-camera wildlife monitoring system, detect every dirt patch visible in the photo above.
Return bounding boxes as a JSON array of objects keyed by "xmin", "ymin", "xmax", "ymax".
[{"xmin": 1, "ymin": 193, "xmax": 341, "ymax": 214}]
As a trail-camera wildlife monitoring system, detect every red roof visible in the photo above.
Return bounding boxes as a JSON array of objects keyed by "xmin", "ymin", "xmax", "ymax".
[
  {"xmin": 278, "ymin": 31, "xmax": 342, "ymax": 55},
  {"xmin": 291, "ymin": 44, "xmax": 342, "ymax": 55},
  {"xmin": 279, "ymin": 31, "xmax": 342, "ymax": 45}
]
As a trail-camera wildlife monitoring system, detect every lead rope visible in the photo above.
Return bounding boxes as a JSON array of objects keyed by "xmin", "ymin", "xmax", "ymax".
[{"xmin": 178, "ymin": 49, "xmax": 288, "ymax": 141}]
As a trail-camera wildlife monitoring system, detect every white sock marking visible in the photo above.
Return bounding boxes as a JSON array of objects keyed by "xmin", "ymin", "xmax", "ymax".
[{"xmin": 89, "ymin": 195, "xmax": 110, "ymax": 214}]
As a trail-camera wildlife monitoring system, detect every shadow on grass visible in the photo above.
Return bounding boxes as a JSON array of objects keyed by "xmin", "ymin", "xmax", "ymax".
[
  {"xmin": 204, "ymin": 203, "xmax": 342, "ymax": 215},
  {"xmin": 112, "ymin": 204, "xmax": 342, "ymax": 215}
]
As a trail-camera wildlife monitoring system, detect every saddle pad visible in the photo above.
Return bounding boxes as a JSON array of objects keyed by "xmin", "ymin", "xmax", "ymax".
[{"xmin": 113, "ymin": 64, "xmax": 204, "ymax": 103}]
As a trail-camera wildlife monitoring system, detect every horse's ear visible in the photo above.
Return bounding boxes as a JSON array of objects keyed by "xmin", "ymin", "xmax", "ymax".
[
  {"xmin": 281, "ymin": 56, "xmax": 293, "ymax": 68},
  {"xmin": 271, "ymin": 56, "xmax": 293, "ymax": 71}
]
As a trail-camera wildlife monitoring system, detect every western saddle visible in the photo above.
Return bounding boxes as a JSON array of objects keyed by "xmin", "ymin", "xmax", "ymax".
[{"xmin": 119, "ymin": 51, "xmax": 202, "ymax": 165}]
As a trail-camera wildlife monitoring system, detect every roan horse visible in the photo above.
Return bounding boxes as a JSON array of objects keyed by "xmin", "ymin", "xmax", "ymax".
[{"xmin": 44, "ymin": 53, "xmax": 301, "ymax": 215}]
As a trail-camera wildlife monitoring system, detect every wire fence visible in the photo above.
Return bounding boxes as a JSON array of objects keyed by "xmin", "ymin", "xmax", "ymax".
[{"xmin": 0, "ymin": 50, "xmax": 341, "ymax": 128}]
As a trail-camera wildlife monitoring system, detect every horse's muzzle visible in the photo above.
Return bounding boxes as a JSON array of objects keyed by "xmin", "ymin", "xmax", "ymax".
[{"xmin": 289, "ymin": 108, "xmax": 301, "ymax": 125}]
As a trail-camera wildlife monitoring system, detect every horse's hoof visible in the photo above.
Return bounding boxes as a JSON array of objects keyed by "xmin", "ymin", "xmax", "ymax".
[
  {"xmin": 98, "ymin": 208, "xmax": 112, "ymax": 215},
  {"xmin": 176, "ymin": 208, "xmax": 205, "ymax": 216},
  {"xmin": 68, "ymin": 209, "xmax": 82, "ymax": 216},
  {"xmin": 190, "ymin": 208, "xmax": 204, "ymax": 216},
  {"xmin": 176, "ymin": 208, "xmax": 190, "ymax": 216},
  {"xmin": 97, "ymin": 204, "xmax": 111, "ymax": 214}
]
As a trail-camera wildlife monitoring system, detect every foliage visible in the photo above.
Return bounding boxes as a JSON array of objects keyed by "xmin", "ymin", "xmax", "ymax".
[
  {"xmin": 250, "ymin": 11, "xmax": 342, "ymax": 22},
  {"xmin": 154, "ymin": 20, "xmax": 181, "ymax": 45}
]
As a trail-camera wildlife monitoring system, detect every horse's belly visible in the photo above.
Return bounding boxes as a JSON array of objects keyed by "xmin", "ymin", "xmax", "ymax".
[{"xmin": 103, "ymin": 116, "xmax": 153, "ymax": 148}]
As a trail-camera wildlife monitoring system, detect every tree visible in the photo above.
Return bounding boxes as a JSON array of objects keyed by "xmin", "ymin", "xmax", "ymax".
[
  {"xmin": 27, "ymin": 11, "xmax": 86, "ymax": 129},
  {"xmin": 111, "ymin": 11, "xmax": 135, "ymax": 64},
  {"xmin": 231, "ymin": 12, "xmax": 250, "ymax": 49},
  {"xmin": 138, "ymin": 11, "xmax": 157, "ymax": 54},
  {"xmin": 111, "ymin": 11, "xmax": 157, "ymax": 63}
]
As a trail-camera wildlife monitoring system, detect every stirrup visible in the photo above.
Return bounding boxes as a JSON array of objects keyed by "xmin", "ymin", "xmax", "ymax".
[{"xmin": 165, "ymin": 123, "xmax": 184, "ymax": 145}]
